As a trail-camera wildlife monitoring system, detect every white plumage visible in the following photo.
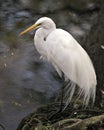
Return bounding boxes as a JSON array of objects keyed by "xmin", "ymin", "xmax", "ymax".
[{"xmin": 19, "ymin": 17, "xmax": 97, "ymax": 108}]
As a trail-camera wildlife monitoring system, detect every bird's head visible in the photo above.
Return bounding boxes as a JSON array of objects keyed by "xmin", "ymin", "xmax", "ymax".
[{"xmin": 19, "ymin": 17, "xmax": 56, "ymax": 36}]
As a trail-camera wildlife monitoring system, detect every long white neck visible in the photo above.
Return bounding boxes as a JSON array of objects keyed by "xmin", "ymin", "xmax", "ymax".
[{"xmin": 34, "ymin": 26, "xmax": 56, "ymax": 58}]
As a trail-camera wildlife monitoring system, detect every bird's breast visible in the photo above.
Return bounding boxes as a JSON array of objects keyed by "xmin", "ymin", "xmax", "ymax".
[
  {"xmin": 34, "ymin": 28, "xmax": 55, "ymax": 61},
  {"xmin": 34, "ymin": 35, "xmax": 49, "ymax": 61}
]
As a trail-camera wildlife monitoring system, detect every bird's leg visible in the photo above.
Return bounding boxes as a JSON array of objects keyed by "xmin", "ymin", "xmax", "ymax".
[
  {"xmin": 49, "ymin": 72, "xmax": 65, "ymax": 120},
  {"xmin": 59, "ymin": 72, "xmax": 65, "ymax": 112}
]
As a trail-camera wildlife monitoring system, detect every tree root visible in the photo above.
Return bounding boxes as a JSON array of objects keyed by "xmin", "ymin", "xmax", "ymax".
[
  {"xmin": 52, "ymin": 114, "xmax": 104, "ymax": 130},
  {"xmin": 16, "ymin": 103, "xmax": 104, "ymax": 130}
]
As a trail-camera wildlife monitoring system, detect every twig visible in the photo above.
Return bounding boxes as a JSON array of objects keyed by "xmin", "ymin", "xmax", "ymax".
[{"xmin": 0, "ymin": 123, "xmax": 6, "ymax": 130}]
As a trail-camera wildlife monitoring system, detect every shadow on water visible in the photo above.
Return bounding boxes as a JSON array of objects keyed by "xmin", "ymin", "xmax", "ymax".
[{"xmin": 0, "ymin": 0, "xmax": 98, "ymax": 129}]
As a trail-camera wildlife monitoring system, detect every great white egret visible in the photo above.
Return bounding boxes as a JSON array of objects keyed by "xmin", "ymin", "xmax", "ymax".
[{"xmin": 19, "ymin": 17, "xmax": 97, "ymax": 109}]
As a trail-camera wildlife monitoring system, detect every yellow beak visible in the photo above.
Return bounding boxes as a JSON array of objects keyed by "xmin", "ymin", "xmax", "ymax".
[{"xmin": 19, "ymin": 23, "xmax": 40, "ymax": 36}]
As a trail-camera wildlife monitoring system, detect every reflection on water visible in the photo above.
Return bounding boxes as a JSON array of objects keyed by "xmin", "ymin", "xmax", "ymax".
[
  {"xmin": 0, "ymin": 41, "xmax": 60, "ymax": 129},
  {"xmin": 0, "ymin": 0, "xmax": 98, "ymax": 130}
]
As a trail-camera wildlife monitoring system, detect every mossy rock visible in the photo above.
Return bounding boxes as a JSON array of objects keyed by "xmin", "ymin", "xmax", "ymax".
[{"xmin": 16, "ymin": 102, "xmax": 104, "ymax": 130}]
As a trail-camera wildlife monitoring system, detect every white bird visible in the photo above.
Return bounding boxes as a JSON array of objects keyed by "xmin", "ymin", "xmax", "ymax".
[{"xmin": 19, "ymin": 17, "xmax": 97, "ymax": 108}]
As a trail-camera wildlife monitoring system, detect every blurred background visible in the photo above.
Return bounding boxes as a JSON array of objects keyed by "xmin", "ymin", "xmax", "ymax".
[{"xmin": 0, "ymin": 0, "xmax": 100, "ymax": 130}]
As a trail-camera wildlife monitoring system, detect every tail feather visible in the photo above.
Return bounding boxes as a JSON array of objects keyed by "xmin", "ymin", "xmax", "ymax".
[
  {"xmin": 64, "ymin": 81, "xmax": 76, "ymax": 109},
  {"xmin": 63, "ymin": 80, "xmax": 96, "ymax": 109}
]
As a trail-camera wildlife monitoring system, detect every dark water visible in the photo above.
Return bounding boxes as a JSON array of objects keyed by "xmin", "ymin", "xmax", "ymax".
[{"xmin": 0, "ymin": 0, "xmax": 98, "ymax": 129}]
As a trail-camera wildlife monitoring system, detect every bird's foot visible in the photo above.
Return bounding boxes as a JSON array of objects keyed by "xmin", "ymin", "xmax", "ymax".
[{"xmin": 48, "ymin": 108, "xmax": 63, "ymax": 122}]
